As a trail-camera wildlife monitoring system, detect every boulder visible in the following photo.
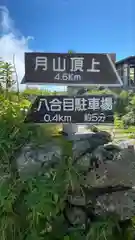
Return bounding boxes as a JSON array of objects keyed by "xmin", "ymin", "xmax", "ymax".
[
  {"xmin": 16, "ymin": 131, "xmax": 135, "ymax": 221},
  {"xmin": 17, "ymin": 142, "xmax": 61, "ymax": 177}
]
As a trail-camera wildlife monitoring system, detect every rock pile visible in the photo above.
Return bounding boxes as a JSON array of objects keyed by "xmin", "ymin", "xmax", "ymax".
[{"xmin": 16, "ymin": 131, "xmax": 135, "ymax": 223}]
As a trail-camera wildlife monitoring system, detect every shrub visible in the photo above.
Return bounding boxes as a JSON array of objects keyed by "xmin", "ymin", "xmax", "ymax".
[
  {"xmin": 114, "ymin": 90, "xmax": 129, "ymax": 116},
  {"xmin": 122, "ymin": 111, "xmax": 135, "ymax": 127},
  {"xmin": 114, "ymin": 115, "xmax": 124, "ymax": 129}
]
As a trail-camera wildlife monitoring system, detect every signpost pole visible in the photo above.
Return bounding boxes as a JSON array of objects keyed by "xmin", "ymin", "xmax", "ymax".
[
  {"xmin": 62, "ymin": 86, "xmax": 88, "ymax": 138},
  {"xmin": 62, "ymin": 86, "xmax": 79, "ymax": 137}
]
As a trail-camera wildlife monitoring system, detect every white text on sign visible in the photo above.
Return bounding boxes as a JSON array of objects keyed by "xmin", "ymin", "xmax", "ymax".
[
  {"xmin": 54, "ymin": 73, "xmax": 81, "ymax": 81},
  {"xmin": 84, "ymin": 113, "xmax": 106, "ymax": 122},
  {"xmin": 44, "ymin": 114, "xmax": 71, "ymax": 123},
  {"xmin": 34, "ymin": 57, "xmax": 100, "ymax": 73},
  {"xmin": 42, "ymin": 113, "xmax": 106, "ymax": 123},
  {"xmin": 37, "ymin": 97, "xmax": 113, "ymax": 112}
]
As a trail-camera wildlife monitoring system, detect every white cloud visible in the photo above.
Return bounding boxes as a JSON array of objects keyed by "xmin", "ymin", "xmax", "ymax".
[
  {"xmin": 0, "ymin": 6, "xmax": 14, "ymax": 33},
  {"xmin": 0, "ymin": 6, "xmax": 65, "ymax": 92},
  {"xmin": 0, "ymin": 6, "xmax": 33, "ymax": 91}
]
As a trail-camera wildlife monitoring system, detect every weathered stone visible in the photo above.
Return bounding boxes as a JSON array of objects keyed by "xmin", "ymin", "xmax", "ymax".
[
  {"xmin": 83, "ymin": 147, "xmax": 135, "ymax": 220},
  {"xmin": 85, "ymin": 148, "xmax": 135, "ymax": 187},
  {"xmin": 118, "ymin": 139, "xmax": 135, "ymax": 149},
  {"xmin": 15, "ymin": 131, "xmax": 135, "ymax": 221},
  {"xmin": 95, "ymin": 189, "xmax": 135, "ymax": 220},
  {"xmin": 65, "ymin": 206, "xmax": 86, "ymax": 226},
  {"xmin": 17, "ymin": 143, "xmax": 61, "ymax": 176}
]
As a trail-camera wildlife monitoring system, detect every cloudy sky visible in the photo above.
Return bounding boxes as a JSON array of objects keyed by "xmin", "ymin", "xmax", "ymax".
[
  {"xmin": 0, "ymin": 1, "xmax": 134, "ymax": 91},
  {"xmin": 0, "ymin": 6, "xmax": 31, "ymax": 90},
  {"xmin": 0, "ymin": 5, "xmax": 66, "ymax": 91}
]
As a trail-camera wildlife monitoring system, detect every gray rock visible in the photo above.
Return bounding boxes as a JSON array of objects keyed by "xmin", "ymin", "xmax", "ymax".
[
  {"xmin": 118, "ymin": 139, "xmax": 135, "ymax": 149},
  {"xmin": 17, "ymin": 142, "xmax": 61, "ymax": 176},
  {"xmin": 83, "ymin": 147, "xmax": 135, "ymax": 220},
  {"xmin": 95, "ymin": 189, "xmax": 135, "ymax": 220},
  {"xmin": 15, "ymin": 133, "xmax": 135, "ymax": 220}
]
